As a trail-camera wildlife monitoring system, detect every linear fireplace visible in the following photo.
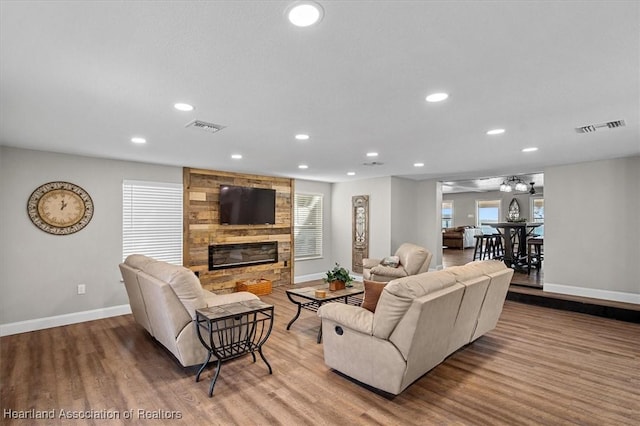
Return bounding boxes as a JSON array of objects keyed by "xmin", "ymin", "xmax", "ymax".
[{"xmin": 208, "ymin": 241, "xmax": 278, "ymax": 271}]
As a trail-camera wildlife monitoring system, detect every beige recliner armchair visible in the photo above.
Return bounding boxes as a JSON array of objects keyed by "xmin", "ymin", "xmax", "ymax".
[
  {"xmin": 119, "ymin": 254, "xmax": 259, "ymax": 367},
  {"xmin": 362, "ymin": 243, "xmax": 432, "ymax": 282}
]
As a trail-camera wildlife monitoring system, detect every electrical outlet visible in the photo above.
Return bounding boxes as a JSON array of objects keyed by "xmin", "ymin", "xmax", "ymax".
[{"xmin": 77, "ymin": 284, "xmax": 86, "ymax": 295}]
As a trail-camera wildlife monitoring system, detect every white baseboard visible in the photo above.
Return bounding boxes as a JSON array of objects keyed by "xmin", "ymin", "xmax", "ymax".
[
  {"xmin": 543, "ymin": 283, "xmax": 640, "ymax": 305},
  {"xmin": 0, "ymin": 304, "xmax": 132, "ymax": 337},
  {"xmin": 294, "ymin": 272, "xmax": 325, "ymax": 284}
]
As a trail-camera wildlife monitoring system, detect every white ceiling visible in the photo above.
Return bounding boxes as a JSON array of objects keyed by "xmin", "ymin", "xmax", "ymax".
[{"xmin": 1, "ymin": 1, "xmax": 638, "ymax": 184}]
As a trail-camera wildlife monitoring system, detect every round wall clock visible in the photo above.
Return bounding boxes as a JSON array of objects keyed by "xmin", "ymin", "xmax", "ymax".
[{"xmin": 27, "ymin": 181, "xmax": 94, "ymax": 235}]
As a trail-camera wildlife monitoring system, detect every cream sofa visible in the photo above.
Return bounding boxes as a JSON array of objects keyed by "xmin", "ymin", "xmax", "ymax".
[
  {"xmin": 119, "ymin": 254, "xmax": 259, "ymax": 367},
  {"xmin": 362, "ymin": 243, "xmax": 433, "ymax": 282},
  {"xmin": 317, "ymin": 260, "xmax": 513, "ymax": 395}
]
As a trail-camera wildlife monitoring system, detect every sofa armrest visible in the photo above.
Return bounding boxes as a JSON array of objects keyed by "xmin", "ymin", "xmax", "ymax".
[
  {"xmin": 317, "ymin": 303, "xmax": 374, "ymax": 335},
  {"xmin": 362, "ymin": 258, "xmax": 382, "ymax": 269},
  {"xmin": 369, "ymin": 265, "xmax": 408, "ymax": 278}
]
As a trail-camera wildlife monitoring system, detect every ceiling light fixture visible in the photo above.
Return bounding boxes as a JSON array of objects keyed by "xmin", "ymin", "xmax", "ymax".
[
  {"xmin": 295, "ymin": 134, "xmax": 310, "ymax": 140},
  {"xmin": 131, "ymin": 137, "xmax": 146, "ymax": 144},
  {"xmin": 522, "ymin": 147, "xmax": 538, "ymax": 152},
  {"xmin": 487, "ymin": 128, "xmax": 505, "ymax": 135},
  {"xmin": 286, "ymin": 1, "xmax": 324, "ymax": 27},
  {"xmin": 347, "ymin": 172, "xmax": 355, "ymax": 176},
  {"xmin": 298, "ymin": 164, "xmax": 309, "ymax": 169},
  {"xmin": 499, "ymin": 176, "xmax": 529, "ymax": 193},
  {"xmin": 425, "ymin": 93, "xmax": 449, "ymax": 103},
  {"xmin": 366, "ymin": 152, "xmax": 378, "ymax": 157},
  {"xmin": 174, "ymin": 103, "xmax": 194, "ymax": 112},
  {"xmin": 414, "ymin": 162, "xmax": 425, "ymax": 167},
  {"xmin": 231, "ymin": 154, "xmax": 242, "ymax": 159}
]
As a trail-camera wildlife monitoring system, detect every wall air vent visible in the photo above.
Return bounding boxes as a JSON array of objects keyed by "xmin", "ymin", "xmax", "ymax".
[
  {"xmin": 185, "ymin": 120, "xmax": 226, "ymax": 133},
  {"xmin": 575, "ymin": 120, "xmax": 625, "ymax": 133}
]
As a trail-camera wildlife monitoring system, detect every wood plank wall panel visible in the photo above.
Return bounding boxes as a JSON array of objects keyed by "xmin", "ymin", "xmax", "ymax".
[{"xmin": 183, "ymin": 168, "xmax": 293, "ymax": 293}]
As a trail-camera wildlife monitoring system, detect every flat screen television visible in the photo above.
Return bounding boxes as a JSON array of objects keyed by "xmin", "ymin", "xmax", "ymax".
[{"xmin": 219, "ymin": 185, "xmax": 276, "ymax": 225}]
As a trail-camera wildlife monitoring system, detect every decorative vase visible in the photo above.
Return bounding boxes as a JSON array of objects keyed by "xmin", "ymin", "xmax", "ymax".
[{"xmin": 329, "ymin": 280, "xmax": 346, "ymax": 291}]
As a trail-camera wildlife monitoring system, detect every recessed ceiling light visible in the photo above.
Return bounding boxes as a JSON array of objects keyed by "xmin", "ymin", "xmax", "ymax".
[
  {"xmin": 298, "ymin": 164, "xmax": 309, "ymax": 169},
  {"xmin": 414, "ymin": 162, "xmax": 425, "ymax": 167},
  {"xmin": 174, "ymin": 103, "xmax": 194, "ymax": 112},
  {"xmin": 486, "ymin": 128, "xmax": 505, "ymax": 135},
  {"xmin": 286, "ymin": 1, "xmax": 324, "ymax": 27},
  {"xmin": 295, "ymin": 134, "xmax": 310, "ymax": 140},
  {"xmin": 131, "ymin": 137, "xmax": 146, "ymax": 144},
  {"xmin": 425, "ymin": 93, "xmax": 449, "ymax": 103},
  {"xmin": 522, "ymin": 147, "xmax": 538, "ymax": 152},
  {"xmin": 366, "ymin": 152, "xmax": 378, "ymax": 157},
  {"xmin": 231, "ymin": 154, "xmax": 243, "ymax": 159},
  {"xmin": 347, "ymin": 172, "xmax": 356, "ymax": 176}
]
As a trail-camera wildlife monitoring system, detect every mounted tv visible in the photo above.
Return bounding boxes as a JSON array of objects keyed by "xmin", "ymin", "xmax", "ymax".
[{"xmin": 219, "ymin": 185, "xmax": 276, "ymax": 225}]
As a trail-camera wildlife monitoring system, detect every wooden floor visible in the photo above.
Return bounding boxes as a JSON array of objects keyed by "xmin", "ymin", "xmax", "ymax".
[{"xmin": 2, "ymin": 286, "xmax": 639, "ymax": 425}]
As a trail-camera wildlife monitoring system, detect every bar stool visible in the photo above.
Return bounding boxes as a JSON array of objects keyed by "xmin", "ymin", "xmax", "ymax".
[
  {"xmin": 491, "ymin": 234, "xmax": 504, "ymax": 259},
  {"xmin": 473, "ymin": 235, "xmax": 495, "ymax": 260},
  {"xmin": 527, "ymin": 237, "xmax": 544, "ymax": 275}
]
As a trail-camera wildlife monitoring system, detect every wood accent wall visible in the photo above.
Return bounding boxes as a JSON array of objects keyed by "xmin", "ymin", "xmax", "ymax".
[{"xmin": 183, "ymin": 167, "xmax": 294, "ymax": 293}]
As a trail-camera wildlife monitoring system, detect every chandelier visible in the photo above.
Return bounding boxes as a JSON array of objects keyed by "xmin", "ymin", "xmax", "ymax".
[{"xmin": 499, "ymin": 176, "xmax": 529, "ymax": 193}]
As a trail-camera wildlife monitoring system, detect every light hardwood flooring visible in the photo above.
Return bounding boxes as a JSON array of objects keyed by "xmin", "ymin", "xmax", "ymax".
[{"xmin": 1, "ymin": 286, "xmax": 639, "ymax": 425}]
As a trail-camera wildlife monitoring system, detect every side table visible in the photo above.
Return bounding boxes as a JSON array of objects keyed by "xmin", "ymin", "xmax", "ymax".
[{"xmin": 195, "ymin": 299, "xmax": 274, "ymax": 397}]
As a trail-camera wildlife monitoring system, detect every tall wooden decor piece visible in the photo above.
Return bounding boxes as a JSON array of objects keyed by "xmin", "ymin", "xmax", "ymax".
[{"xmin": 352, "ymin": 195, "xmax": 369, "ymax": 274}]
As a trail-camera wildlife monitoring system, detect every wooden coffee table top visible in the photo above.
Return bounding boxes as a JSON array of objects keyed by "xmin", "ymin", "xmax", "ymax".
[{"xmin": 286, "ymin": 282, "xmax": 364, "ymax": 301}]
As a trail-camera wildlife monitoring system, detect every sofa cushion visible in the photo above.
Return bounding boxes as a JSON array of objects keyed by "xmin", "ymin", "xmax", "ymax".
[
  {"xmin": 380, "ymin": 256, "xmax": 400, "ymax": 267},
  {"xmin": 446, "ymin": 260, "xmax": 507, "ymax": 281},
  {"xmin": 143, "ymin": 262, "xmax": 205, "ymax": 317},
  {"xmin": 372, "ymin": 270, "xmax": 457, "ymax": 339},
  {"xmin": 370, "ymin": 264, "xmax": 407, "ymax": 278},
  {"xmin": 361, "ymin": 280, "xmax": 386, "ymax": 313}
]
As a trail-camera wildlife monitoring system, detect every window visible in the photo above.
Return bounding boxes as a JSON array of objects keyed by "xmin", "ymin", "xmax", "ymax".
[
  {"xmin": 294, "ymin": 193, "xmax": 323, "ymax": 260},
  {"xmin": 122, "ymin": 180, "xmax": 183, "ymax": 265},
  {"xmin": 442, "ymin": 201, "xmax": 453, "ymax": 229},
  {"xmin": 531, "ymin": 197, "xmax": 544, "ymax": 236},
  {"xmin": 476, "ymin": 200, "xmax": 501, "ymax": 227}
]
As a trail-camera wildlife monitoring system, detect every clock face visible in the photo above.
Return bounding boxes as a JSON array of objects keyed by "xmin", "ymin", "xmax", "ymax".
[{"xmin": 28, "ymin": 182, "xmax": 94, "ymax": 235}]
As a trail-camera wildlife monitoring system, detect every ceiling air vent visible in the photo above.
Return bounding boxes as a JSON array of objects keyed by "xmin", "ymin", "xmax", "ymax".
[
  {"xmin": 363, "ymin": 161, "xmax": 384, "ymax": 166},
  {"xmin": 185, "ymin": 120, "xmax": 226, "ymax": 133},
  {"xmin": 575, "ymin": 120, "xmax": 625, "ymax": 133},
  {"xmin": 606, "ymin": 120, "xmax": 625, "ymax": 128}
]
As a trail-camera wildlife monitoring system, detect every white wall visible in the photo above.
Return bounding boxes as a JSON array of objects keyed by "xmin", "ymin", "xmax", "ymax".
[
  {"xmin": 293, "ymin": 179, "xmax": 333, "ymax": 281},
  {"xmin": 416, "ymin": 179, "xmax": 443, "ymax": 270},
  {"xmin": 331, "ymin": 177, "xmax": 392, "ymax": 273},
  {"xmin": 390, "ymin": 177, "xmax": 418, "ymax": 252},
  {"xmin": 0, "ymin": 147, "xmax": 182, "ymax": 331},
  {"xmin": 543, "ymin": 156, "xmax": 640, "ymax": 303}
]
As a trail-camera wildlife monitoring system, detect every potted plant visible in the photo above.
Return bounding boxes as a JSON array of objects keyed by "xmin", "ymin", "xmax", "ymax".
[{"xmin": 324, "ymin": 263, "xmax": 354, "ymax": 291}]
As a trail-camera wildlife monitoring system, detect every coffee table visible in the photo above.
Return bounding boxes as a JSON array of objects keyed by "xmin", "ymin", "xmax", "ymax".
[
  {"xmin": 286, "ymin": 283, "xmax": 364, "ymax": 343},
  {"xmin": 195, "ymin": 299, "xmax": 274, "ymax": 397}
]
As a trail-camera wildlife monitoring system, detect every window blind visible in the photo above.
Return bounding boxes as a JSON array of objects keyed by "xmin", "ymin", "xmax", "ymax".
[
  {"xmin": 294, "ymin": 193, "xmax": 323, "ymax": 259},
  {"xmin": 476, "ymin": 199, "xmax": 501, "ymax": 227},
  {"xmin": 122, "ymin": 180, "xmax": 183, "ymax": 265}
]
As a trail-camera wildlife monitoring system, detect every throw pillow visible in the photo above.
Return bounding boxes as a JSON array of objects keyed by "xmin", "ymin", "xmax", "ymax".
[
  {"xmin": 361, "ymin": 280, "xmax": 386, "ymax": 313},
  {"xmin": 380, "ymin": 256, "xmax": 400, "ymax": 268}
]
